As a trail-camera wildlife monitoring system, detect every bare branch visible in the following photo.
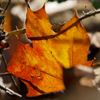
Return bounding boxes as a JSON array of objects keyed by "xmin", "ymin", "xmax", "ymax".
[
  {"xmin": 2, "ymin": 0, "xmax": 11, "ymax": 14},
  {"xmin": 7, "ymin": 9, "xmax": 100, "ymax": 41},
  {"xmin": 29, "ymin": 9, "xmax": 100, "ymax": 41},
  {"xmin": 25, "ymin": 0, "xmax": 30, "ymax": 8},
  {"xmin": 7, "ymin": 28, "xmax": 25, "ymax": 36},
  {"xmin": 0, "ymin": 84, "xmax": 22, "ymax": 98},
  {"xmin": 93, "ymin": 61, "xmax": 100, "ymax": 66},
  {"xmin": 0, "ymin": 72, "xmax": 11, "ymax": 76},
  {"xmin": 0, "ymin": 51, "xmax": 20, "ymax": 92}
]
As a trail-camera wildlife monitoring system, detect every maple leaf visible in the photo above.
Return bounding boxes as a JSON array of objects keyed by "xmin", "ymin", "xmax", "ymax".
[
  {"xmin": 48, "ymin": 14, "xmax": 90, "ymax": 68},
  {"xmin": 7, "ymin": 6, "xmax": 90, "ymax": 97},
  {"xmin": 26, "ymin": 6, "xmax": 90, "ymax": 68},
  {"xmin": 7, "ymin": 7, "xmax": 64, "ymax": 97}
]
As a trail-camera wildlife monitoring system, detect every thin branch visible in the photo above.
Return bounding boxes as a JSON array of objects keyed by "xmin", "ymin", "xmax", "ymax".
[
  {"xmin": 0, "ymin": 84, "xmax": 22, "ymax": 98},
  {"xmin": 93, "ymin": 61, "xmax": 100, "ymax": 66},
  {"xmin": 0, "ymin": 50, "xmax": 20, "ymax": 92},
  {"xmin": 0, "ymin": 72, "xmax": 11, "ymax": 76},
  {"xmin": 7, "ymin": 9, "xmax": 100, "ymax": 41},
  {"xmin": 25, "ymin": 0, "xmax": 30, "ymax": 8},
  {"xmin": 29, "ymin": 9, "xmax": 100, "ymax": 41},
  {"xmin": 2, "ymin": 0, "xmax": 11, "ymax": 14},
  {"xmin": 7, "ymin": 28, "xmax": 25, "ymax": 36}
]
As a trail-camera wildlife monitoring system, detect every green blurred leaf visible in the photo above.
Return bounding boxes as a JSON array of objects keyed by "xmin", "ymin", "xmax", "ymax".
[{"xmin": 91, "ymin": 0, "xmax": 100, "ymax": 9}]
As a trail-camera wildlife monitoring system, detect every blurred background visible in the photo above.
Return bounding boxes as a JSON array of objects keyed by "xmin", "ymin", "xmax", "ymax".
[{"xmin": 0, "ymin": 0, "xmax": 100, "ymax": 100}]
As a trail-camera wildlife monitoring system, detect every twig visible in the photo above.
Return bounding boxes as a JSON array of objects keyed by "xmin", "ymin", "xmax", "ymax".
[
  {"xmin": 7, "ymin": 9, "xmax": 100, "ymax": 41},
  {"xmin": 7, "ymin": 28, "xmax": 25, "ymax": 36},
  {"xmin": 29, "ymin": 9, "xmax": 100, "ymax": 41},
  {"xmin": 2, "ymin": 0, "xmax": 11, "ymax": 14},
  {"xmin": 93, "ymin": 61, "xmax": 100, "ymax": 66},
  {"xmin": 0, "ymin": 84, "xmax": 22, "ymax": 98},
  {"xmin": 25, "ymin": 0, "xmax": 30, "ymax": 8},
  {"xmin": 0, "ymin": 72, "xmax": 11, "ymax": 76},
  {"xmin": 0, "ymin": 50, "xmax": 20, "ymax": 92}
]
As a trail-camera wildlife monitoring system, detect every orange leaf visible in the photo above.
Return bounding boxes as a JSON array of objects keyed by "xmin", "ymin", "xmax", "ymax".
[
  {"xmin": 7, "ymin": 38, "xmax": 64, "ymax": 97},
  {"xmin": 7, "ymin": 7, "xmax": 64, "ymax": 97},
  {"xmin": 7, "ymin": 6, "xmax": 90, "ymax": 97},
  {"xmin": 47, "ymin": 14, "xmax": 90, "ymax": 68},
  {"xmin": 26, "ymin": 7, "xmax": 55, "ymax": 37},
  {"xmin": 26, "ymin": 7, "xmax": 90, "ymax": 68}
]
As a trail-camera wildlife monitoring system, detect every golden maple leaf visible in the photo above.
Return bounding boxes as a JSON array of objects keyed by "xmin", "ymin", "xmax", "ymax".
[{"xmin": 7, "ymin": 6, "xmax": 90, "ymax": 97}]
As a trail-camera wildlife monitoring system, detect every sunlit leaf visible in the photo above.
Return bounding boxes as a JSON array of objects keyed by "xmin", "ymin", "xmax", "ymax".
[
  {"xmin": 26, "ymin": 7, "xmax": 90, "ymax": 68},
  {"xmin": 7, "ymin": 7, "xmax": 64, "ymax": 97},
  {"xmin": 31, "ymin": 7, "xmax": 90, "ymax": 68},
  {"xmin": 48, "ymin": 13, "xmax": 90, "ymax": 68},
  {"xmin": 7, "ymin": 6, "xmax": 91, "ymax": 97}
]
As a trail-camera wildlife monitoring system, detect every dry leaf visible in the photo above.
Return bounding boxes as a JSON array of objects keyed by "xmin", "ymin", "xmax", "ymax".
[
  {"xmin": 26, "ymin": 7, "xmax": 90, "ymax": 68},
  {"xmin": 48, "ymin": 14, "xmax": 90, "ymax": 68},
  {"xmin": 7, "ymin": 6, "xmax": 91, "ymax": 97},
  {"xmin": 7, "ymin": 7, "xmax": 64, "ymax": 97}
]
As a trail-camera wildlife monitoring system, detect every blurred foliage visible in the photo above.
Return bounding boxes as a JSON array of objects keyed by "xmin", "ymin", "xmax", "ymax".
[
  {"xmin": 48, "ymin": 0, "xmax": 67, "ymax": 3},
  {"xmin": 91, "ymin": 0, "xmax": 100, "ymax": 9}
]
